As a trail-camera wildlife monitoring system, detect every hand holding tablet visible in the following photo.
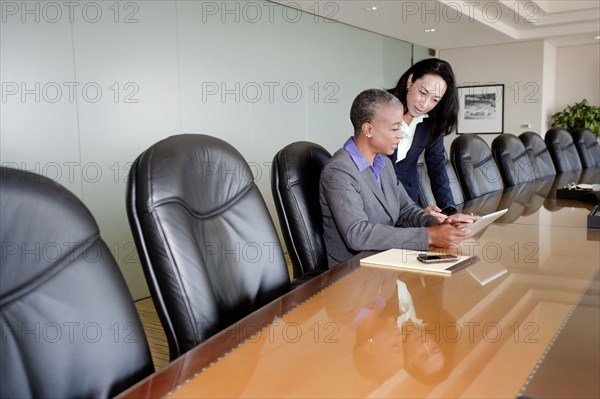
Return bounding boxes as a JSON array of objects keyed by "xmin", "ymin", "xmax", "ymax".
[
  {"xmin": 426, "ymin": 209, "xmax": 507, "ymax": 247},
  {"xmin": 444, "ymin": 212, "xmax": 481, "ymax": 226},
  {"xmin": 439, "ymin": 208, "xmax": 507, "ymax": 237}
]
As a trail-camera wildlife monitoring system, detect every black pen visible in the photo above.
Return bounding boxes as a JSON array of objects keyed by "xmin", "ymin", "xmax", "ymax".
[{"xmin": 445, "ymin": 256, "xmax": 480, "ymax": 273}]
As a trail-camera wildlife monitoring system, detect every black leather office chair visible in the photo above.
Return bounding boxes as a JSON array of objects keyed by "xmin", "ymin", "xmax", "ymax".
[
  {"xmin": 519, "ymin": 131, "xmax": 556, "ymax": 179},
  {"xmin": 571, "ymin": 128, "xmax": 600, "ymax": 168},
  {"xmin": 416, "ymin": 151, "xmax": 464, "ymax": 207},
  {"xmin": 127, "ymin": 134, "xmax": 290, "ymax": 360},
  {"xmin": 271, "ymin": 141, "xmax": 331, "ymax": 281},
  {"xmin": 450, "ymin": 134, "xmax": 504, "ymax": 201},
  {"xmin": 0, "ymin": 167, "xmax": 153, "ymax": 399},
  {"xmin": 545, "ymin": 128, "xmax": 583, "ymax": 173},
  {"xmin": 491, "ymin": 133, "xmax": 537, "ymax": 186}
]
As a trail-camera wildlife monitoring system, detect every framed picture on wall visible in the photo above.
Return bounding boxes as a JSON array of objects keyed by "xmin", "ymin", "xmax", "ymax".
[{"xmin": 457, "ymin": 84, "xmax": 504, "ymax": 134}]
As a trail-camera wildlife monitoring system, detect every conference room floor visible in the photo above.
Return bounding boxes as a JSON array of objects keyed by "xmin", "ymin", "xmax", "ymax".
[{"xmin": 134, "ymin": 298, "xmax": 169, "ymax": 370}]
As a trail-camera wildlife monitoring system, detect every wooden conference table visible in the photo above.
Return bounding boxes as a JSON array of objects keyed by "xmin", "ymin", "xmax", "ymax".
[{"xmin": 118, "ymin": 175, "xmax": 599, "ymax": 399}]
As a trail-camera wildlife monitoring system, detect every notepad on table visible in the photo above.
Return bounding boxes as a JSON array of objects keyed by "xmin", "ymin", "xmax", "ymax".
[{"xmin": 360, "ymin": 249, "xmax": 479, "ymax": 275}]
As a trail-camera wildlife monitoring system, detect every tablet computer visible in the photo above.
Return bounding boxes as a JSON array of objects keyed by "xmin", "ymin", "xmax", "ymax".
[{"xmin": 465, "ymin": 208, "xmax": 508, "ymax": 237}]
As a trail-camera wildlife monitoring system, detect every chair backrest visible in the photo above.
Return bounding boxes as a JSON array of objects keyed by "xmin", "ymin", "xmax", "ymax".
[
  {"xmin": 1, "ymin": 167, "xmax": 153, "ymax": 399},
  {"xmin": 519, "ymin": 131, "xmax": 556, "ymax": 179},
  {"xmin": 571, "ymin": 128, "xmax": 600, "ymax": 168},
  {"xmin": 450, "ymin": 134, "xmax": 505, "ymax": 201},
  {"xmin": 271, "ymin": 141, "xmax": 331, "ymax": 280},
  {"xmin": 491, "ymin": 133, "xmax": 537, "ymax": 186},
  {"xmin": 127, "ymin": 134, "xmax": 290, "ymax": 360},
  {"xmin": 416, "ymin": 151, "xmax": 464, "ymax": 206},
  {"xmin": 545, "ymin": 128, "xmax": 583, "ymax": 173}
]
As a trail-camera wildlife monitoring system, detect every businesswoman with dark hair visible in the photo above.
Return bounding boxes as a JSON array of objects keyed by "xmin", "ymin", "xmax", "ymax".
[{"xmin": 388, "ymin": 58, "xmax": 459, "ymax": 220}]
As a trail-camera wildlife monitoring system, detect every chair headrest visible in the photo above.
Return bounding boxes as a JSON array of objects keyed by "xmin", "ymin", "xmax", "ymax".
[
  {"xmin": 134, "ymin": 134, "xmax": 256, "ymax": 216},
  {"xmin": 0, "ymin": 167, "xmax": 99, "ymax": 303},
  {"xmin": 520, "ymin": 131, "xmax": 546, "ymax": 155},
  {"xmin": 571, "ymin": 128, "xmax": 597, "ymax": 146},
  {"xmin": 276, "ymin": 141, "xmax": 331, "ymax": 188},
  {"xmin": 546, "ymin": 128, "xmax": 574, "ymax": 148},
  {"xmin": 452, "ymin": 134, "xmax": 492, "ymax": 163},
  {"xmin": 493, "ymin": 134, "xmax": 527, "ymax": 159}
]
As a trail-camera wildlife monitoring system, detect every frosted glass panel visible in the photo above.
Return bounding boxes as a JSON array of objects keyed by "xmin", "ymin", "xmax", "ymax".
[
  {"xmin": 0, "ymin": 11, "xmax": 81, "ymax": 196},
  {"xmin": 72, "ymin": 1, "xmax": 180, "ymax": 296},
  {"xmin": 1, "ymin": 0, "xmax": 414, "ymax": 299}
]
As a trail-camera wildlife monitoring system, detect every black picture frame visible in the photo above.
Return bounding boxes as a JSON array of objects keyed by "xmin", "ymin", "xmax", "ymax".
[{"xmin": 457, "ymin": 84, "xmax": 504, "ymax": 134}]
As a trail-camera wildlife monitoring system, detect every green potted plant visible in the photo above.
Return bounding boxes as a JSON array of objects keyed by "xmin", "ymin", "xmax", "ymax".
[{"xmin": 550, "ymin": 99, "xmax": 600, "ymax": 139}]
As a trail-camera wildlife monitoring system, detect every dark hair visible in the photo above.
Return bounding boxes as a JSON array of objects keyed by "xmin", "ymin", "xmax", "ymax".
[
  {"xmin": 388, "ymin": 58, "xmax": 458, "ymax": 146},
  {"xmin": 350, "ymin": 89, "xmax": 402, "ymax": 137},
  {"xmin": 401, "ymin": 324, "xmax": 455, "ymax": 384}
]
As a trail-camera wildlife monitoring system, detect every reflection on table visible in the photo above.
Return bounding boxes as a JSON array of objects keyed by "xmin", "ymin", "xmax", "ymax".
[
  {"xmin": 459, "ymin": 172, "xmax": 599, "ymax": 229},
  {"xmin": 117, "ymin": 174, "xmax": 600, "ymax": 399}
]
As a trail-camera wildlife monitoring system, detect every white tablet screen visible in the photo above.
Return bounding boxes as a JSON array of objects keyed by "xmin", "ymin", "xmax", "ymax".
[{"xmin": 466, "ymin": 208, "xmax": 508, "ymax": 237}]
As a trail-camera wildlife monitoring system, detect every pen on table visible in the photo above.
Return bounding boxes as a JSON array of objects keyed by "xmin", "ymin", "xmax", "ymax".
[{"xmin": 446, "ymin": 256, "xmax": 480, "ymax": 273}]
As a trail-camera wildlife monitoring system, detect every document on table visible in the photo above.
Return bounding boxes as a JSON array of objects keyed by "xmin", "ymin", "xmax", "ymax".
[{"xmin": 360, "ymin": 249, "xmax": 479, "ymax": 275}]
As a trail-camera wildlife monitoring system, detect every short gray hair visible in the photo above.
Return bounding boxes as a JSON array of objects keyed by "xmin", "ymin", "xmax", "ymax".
[{"xmin": 350, "ymin": 89, "xmax": 402, "ymax": 137}]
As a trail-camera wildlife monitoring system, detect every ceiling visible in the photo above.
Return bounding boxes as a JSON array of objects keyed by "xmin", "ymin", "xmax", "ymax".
[{"xmin": 275, "ymin": 0, "xmax": 600, "ymax": 50}]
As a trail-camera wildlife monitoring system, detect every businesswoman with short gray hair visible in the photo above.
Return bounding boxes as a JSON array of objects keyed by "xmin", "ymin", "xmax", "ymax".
[{"xmin": 319, "ymin": 88, "xmax": 477, "ymax": 267}]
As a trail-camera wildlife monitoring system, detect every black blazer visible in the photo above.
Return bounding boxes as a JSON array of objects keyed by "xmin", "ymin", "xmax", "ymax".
[{"xmin": 390, "ymin": 118, "xmax": 455, "ymax": 209}]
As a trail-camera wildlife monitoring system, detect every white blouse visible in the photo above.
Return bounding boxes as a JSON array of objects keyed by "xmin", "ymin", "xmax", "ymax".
[{"xmin": 395, "ymin": 114, "xmax": 429, "ymax": 162}]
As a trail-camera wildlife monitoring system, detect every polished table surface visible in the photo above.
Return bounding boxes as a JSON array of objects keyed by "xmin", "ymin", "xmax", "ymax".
[{"xmin": 118, "ymin": 176, "xmax": 599, "ymax": 399}]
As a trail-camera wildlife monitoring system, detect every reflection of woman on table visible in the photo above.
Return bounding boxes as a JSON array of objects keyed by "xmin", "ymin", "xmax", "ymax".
[{"xmin": 325, "ymin": 267, "xmax": 453, "ymax": 385}]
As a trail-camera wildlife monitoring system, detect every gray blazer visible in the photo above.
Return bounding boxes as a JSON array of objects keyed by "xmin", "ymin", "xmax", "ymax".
[{"xmin": 320, "ymin": 148, "xmax": 439, "ymax": 267}]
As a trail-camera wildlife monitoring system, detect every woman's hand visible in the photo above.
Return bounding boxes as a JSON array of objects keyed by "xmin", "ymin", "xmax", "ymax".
[
  {"xmin": 426, "ymin": 224, "xmax": 469, "ymax": 247},
  {"xmin": 426, "ymin": 213, "xmax": 482, "ymax": 246},
  {"xmin": 444, "ymin": 212, "xmax": 480, "ymax": 224},
  {"xmin": 442, "ymin": 213, "xmax": 481, "ymax": 229},
  {"xmin": 424, "ymin": 204, "xmax": 447, "ymax": 223}
]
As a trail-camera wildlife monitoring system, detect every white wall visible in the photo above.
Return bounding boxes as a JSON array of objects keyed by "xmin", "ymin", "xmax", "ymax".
[
  {"xmin": 1, "ymin": 1, "xmax": 423, "ymax": 299},
  {"xmin": 541, "ymin": 41, "xmax": 557, "ymax": 135},
  {"xmin": 440, "ymin": 41, "xmax": 546, "ymax": 149},
  {"xmin": 440, "ymin": 40, "xmax": 600, "ymax": 151},
  {"xmin": 555, "ymin": 43, "xmax": 600, "ymax": 112}
]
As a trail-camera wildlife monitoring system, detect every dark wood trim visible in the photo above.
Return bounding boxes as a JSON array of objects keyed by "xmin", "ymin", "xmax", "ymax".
[{"xmin": 116, "ymin": 253, "xmax": 369, "ymax": 398}]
